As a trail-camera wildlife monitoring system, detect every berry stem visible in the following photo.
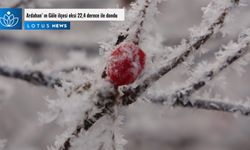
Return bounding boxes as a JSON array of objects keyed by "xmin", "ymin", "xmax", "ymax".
[
  {"xmin": 0, "ymin": 65, "xmax": 62, "ymax": 88},
  {"xmin": 133, "ymin": 0, "xmax": 150, "ymax": 45},
  {"xmin": 115, "ymin": 0, "xmax": 151, "ymax": 46}
]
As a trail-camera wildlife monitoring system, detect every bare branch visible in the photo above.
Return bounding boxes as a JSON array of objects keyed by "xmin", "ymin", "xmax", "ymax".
[
  {"xmin": 56, "ymin": 1, "xmax": 242, "ymax": 149},
  {"xmin": 0, "ymin": 35, "xmax": 99, "ymax": 54},
  {"xmin": 132, "ymin": 0, "xmax": 150, "ymax": 45},
  {"xmin": 66, "ymin": 82, "xmax": 92, "ymax": 97},
  {"xmin": 58, "ymin": 66, "xmax": 93, "ymax": 74},
  {"xmin": 0, "ymin": 66, "xmax": 62, "ymax": 88},
  {"xmin": 151, "ymin": 97, "xmax": 250, "ymax": 116},
  {"xmin": 117, "ymin": 0, "xmax": 150, "ymax": 45},
  {"xmin": 121, "ymin": 0, "xmax": 240, "ymax": 105},
  {"xmin": 55, "ymin": 1, "xmax": 245, "ymax": 149},
  {"xmin": 59, "ymin": 84, "xmax": 118, "ymax": 150},
  {"xmin": 146, "ymin": 29, "xmax": 250, "ymax": 113},
  {"xmin": 0, "ymin": 64, "xmax": 94, "ymax": 90}
]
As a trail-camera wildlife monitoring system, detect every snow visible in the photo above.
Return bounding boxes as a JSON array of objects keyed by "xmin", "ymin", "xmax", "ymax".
[{"xmin": 189, "ymin": 0, "xmax": 236, "ymax": 41}]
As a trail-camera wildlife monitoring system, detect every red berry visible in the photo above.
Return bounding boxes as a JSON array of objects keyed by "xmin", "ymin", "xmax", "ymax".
[{"xmin": 107, "ymin": 42, "xmax": 146, "ymax": 86}]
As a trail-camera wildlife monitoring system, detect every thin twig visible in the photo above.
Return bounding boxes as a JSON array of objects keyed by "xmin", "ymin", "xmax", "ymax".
[
  {"xmin": 133, "ymin": 0, "xmax": 150, "ymax": 45},
  {"xmin": 66, "ymin": 82, "xmax": 92, "ymax": 97},
  {"xmin": 115, "ymin": 0, "xmax": 151, "ymax": 46},
  {"xmin": 0, "ymin": 66, "xmax": 62, "ymax": 88},
  {"xmin": 121, "ymin": 0, "xmax": 240, "ymax": 105},
  {"xmin": 151, "ymin": 97, "xmax": 250, "ymax": 116},
  {"xmin": 147, "ymin": 30, "xmax": 250, "ymax": 114},
  {"xmin": 58, "ymin": 66, "xmax": 93, "ymax": 74},
  {"xmin": 0, "ymin": 64, "xmax": 95, "ymax": 90},
  {"xmin": 59, "ymin": 85, "xmax": 118, "ymax": 150},
  {"xmin": 0, "ymin": 35, "xmax": 99, "ymax": 54}
]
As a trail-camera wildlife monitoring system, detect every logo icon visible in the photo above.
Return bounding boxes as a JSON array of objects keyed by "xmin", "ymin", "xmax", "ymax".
[
  {"xmin": 0, "ymin": 8, "xmax": 22, "ymax": 30},
  {"xmin": 0, "ymin": 11, "xmax": 19, "ymax": 27}
]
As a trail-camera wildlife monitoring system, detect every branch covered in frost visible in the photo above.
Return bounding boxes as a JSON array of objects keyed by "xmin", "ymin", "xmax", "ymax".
[
  {"xmin": 65, "ymin": 82, "xmax": 92, "ymax": 97},
  {"xmin": 115, "ymin": 0, "xmax": 151, "ymax": 46},
  {"xmin": 55, "ymin": 1, "xmax": 238, "ymax": 148},
  {"xmin": 132, "ymin": 0, "xmax": 150, "ymax": 45},
  {"xmin": 151, "ymin": 97, "xmax": 250, "ymax": 116},
  {"xmin": 146, "ymin": 29, "xmax": 250, "ymax": 115},
  {"xmin": 0, "ymin": 35, "xmax": 99, "ymax": 54},
  {"xmin": 57, "ymin": 1, "xmax": 156, "ymax": 149},
  {"xmin": 0, "ymin": 66, "xmax": 62, "ymax": 88},
  {"xmin": 58, "ymin": 82, "xmax": 118, "ymax": 150},
  {"xmin": 121, "ymin": 0, "xmax": 240, "ymax": 105},
  {"xmin": 58, "ymin": 66, "xmax": 93, "ymax": 74},
  {"xmin": 53, "ymin": 1, "xmax": 245, "ymax": 149}
]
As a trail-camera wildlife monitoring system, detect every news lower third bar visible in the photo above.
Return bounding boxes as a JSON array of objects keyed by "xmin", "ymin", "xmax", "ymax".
[
  {"xmin": 24, "ymin": 9, "xmax": 125, "ymax": 21},
  {"xmin": 0, "ymin": 8, "xmax": 125, "ymax": 31}
]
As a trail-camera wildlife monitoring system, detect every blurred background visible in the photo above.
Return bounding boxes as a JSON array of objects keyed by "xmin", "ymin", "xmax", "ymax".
[{"xmin": 0, "ymin": 0, "xmax": 250, "ymax": 150}]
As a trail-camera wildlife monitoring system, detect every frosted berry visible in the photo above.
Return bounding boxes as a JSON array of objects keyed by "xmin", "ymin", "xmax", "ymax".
[{"xmin": 106, "ymin": 42, "xmax": 146, "ymax": 86}]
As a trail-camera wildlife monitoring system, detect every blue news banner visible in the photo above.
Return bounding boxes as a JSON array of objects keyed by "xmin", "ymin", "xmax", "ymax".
[
  {"xmin": 0, "ymin": 8, "xmax": 70, "ymax": 30},
  {"xmin": 24, "ymin": 21, "xmax": 70, "ymax": 30}
]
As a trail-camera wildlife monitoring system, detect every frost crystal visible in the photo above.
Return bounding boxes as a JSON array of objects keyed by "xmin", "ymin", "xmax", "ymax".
[
  {"xmin": 190, "ymin": 0, "xmax": 235, "ymax": 41},
  {"xmin": 71, "ymin": 115, "xmax": 126, "ymax": 150}
]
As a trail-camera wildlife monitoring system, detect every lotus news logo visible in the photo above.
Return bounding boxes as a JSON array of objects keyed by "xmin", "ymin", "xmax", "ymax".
[
  {"xmin": 0, "ymin": 8, "xmax": 22, "ymax": 30},
  {"xmin": 0, "ymin": 11, "xmax": 19, "ymax": 27}
]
